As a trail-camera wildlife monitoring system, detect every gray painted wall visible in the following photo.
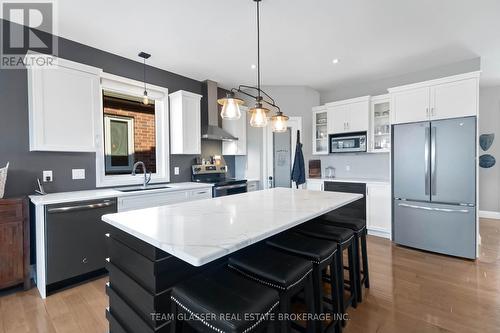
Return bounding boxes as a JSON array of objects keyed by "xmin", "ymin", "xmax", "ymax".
[
  {"xmin": 320, "ymin": 58, "xmax": 481, "ymax": 103},
  {"xmin": 0, "ymin": 21, "xmax": 232, "ymax": 198},
  {"xmin": 479, "ymin": 86, "xmax": 500, "ymax": 212}
]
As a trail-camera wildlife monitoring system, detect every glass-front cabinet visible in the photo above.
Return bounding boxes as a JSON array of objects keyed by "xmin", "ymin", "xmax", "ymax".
[
  {"xmin": 312, "ymin": 106, "xmax": 329, "ymax": 155},
  {"xmin": 369, "ymin": 94, "xmax": 391, "ymax": 153}
]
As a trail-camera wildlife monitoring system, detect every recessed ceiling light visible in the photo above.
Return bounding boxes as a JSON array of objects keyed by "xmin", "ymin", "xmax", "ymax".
[
  {"xmin": 251, "ymin": 64, "xmax": 257, "ymax": 69},
  {"xmin": 332, "ymin": 58, "xmax": 340, "ymax": 64}
]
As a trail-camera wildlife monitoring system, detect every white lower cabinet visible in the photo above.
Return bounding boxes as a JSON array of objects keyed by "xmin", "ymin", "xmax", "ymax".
[
  {"xmin": 306, "ymin": 179, "xmax": 324, "ymax": 191},
  {"xmin": 118, "ymin": 188, "xmax": 211, "ymax": 212},
  {"xmin": 247, "ymin": 180, "xmax": 260, "ymax": 192},
  {"xmin": 366, "ymin": 183, "xmax": 392, "ymax": 239}
]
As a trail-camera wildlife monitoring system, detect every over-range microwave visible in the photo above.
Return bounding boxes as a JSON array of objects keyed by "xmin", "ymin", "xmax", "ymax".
[{"xmin": 329, "ymin": 131, "xmax": 367, "ymax": 153}]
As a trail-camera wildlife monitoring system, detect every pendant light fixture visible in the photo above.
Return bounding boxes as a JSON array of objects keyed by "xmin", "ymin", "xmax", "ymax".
[
  {"xmin": 218, "ymin": 0, "xmax": 288, "ymax": 131},
  {"xmin": 138, "ymin": 51, "xmax": 151, "ymax": 105}
]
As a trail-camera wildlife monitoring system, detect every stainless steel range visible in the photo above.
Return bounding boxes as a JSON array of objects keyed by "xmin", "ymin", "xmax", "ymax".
[{"xmin": 191, "ymin": 163, "xmax": 247, "ymax": 197}]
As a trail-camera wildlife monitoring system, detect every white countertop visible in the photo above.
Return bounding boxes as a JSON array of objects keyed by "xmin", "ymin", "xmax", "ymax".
[
  {"xmin": 307, "ymin": 177, "xmax": 390, "ymax": 184},
  {"xmin": 29, "ymin": 182, "xmax": 213, "ymax": 206},
  {"xmin": 102, "ymin": 188, "xmax": 363, "ymax": 266}
]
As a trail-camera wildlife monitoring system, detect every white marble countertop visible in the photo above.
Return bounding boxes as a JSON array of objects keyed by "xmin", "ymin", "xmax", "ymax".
[
  {"xmin": 29, "ymin": 182, "xmax": 213, "ymax": 206},
  {"xmin": 307, "ymin": 177, "xmax": 390, "ymax": 184},
  {"xmin": 102, "ymin": 188, "xmax": 363, "ymax": 266}
]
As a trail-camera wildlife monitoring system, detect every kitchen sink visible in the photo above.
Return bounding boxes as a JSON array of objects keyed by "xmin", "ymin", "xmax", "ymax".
[{"xmin": 117, "ymin": 185, "xmax": 171, "ymax": 192}]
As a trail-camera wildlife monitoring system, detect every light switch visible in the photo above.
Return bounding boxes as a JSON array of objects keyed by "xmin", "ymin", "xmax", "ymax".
[
  {"xmin": 72, "ymin": 169, "xmax": 85, "ymax": 180},
  {"xmin": 174, "ymin": 167, "xmax": 180, "ymax": 175},
  {"xmin": 42, "ymin": 170, "xmax": 53, "ymax": 182}
]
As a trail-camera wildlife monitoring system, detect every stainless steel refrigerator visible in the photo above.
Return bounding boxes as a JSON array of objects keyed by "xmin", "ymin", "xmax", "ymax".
[{"xmin": 393, "ymin": 117, "xmax": 476, "ymax": 259}]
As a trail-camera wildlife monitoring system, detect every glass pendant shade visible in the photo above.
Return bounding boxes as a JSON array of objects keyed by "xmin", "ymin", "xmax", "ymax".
[
  {"xmin": 249, "ymin": 105, "xmax": 270, "ymax": 127},
  {"xmin": 142, "ymin": 90, "xmax": 149, "ymax": 105},
  {"xmin": 271, "ymin": 113, "xmax": 289, "ymax": 132},
  {"xmin": 218, "ymin": 96, "xmax": 244, "ymax": 120}
]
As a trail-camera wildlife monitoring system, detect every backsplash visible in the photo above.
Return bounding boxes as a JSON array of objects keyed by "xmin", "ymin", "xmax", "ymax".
[{"xmin": 317, "ymin": 153, "xmax": 390, "ymax": 180}]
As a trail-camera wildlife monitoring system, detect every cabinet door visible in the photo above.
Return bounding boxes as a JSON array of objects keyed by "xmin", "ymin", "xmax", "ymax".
[
  {"xmin": 28, "ymin": 59, "xmax": 100, "ymax": 152},
  {"xmin": 0, "ymin": 222, "xmax": 24, "ymax": 288},
  {"xmin": 189, "ymin": 188, "xmax": 213, "ymax": 200},
  {"xmin": 366, "ymin": 184, "xmax": 391, "ymax": 238},
  {"xmin": 182, "ymin": 95, "xmax": 201, "ymax": 154},
  {"xmin": 347, "ymin": 101, "xmax": 369, "ymax": 132},
  {"xmin": 430, "ymin": 78, "xmax": 478, "ymax": 120},
  {"xmin": 313, "ymin": 110, "xmax": 329, "ymax": 155},
  {"xmin": 329, "ymin": 105, "xmax": 349, "ymax": 134},
  {"xmin": 222, "ymin": 108, "xmax": 247, "ymax": 155},
  {"xmin": 306, "ymin": 180, "xmax": 323, "ymax": 191},
  {"xmin": 392, "ymin": 87, "xmax": 430, "ymax": 124}
]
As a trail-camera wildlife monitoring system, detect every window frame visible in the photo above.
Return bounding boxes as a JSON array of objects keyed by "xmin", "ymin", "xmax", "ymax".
[
  {"xmin": 96, "ymin": 72, "xmax": 169, "ymax": 187},
  {"xmin": 104, "ymin": 115, "xmax": 135, "ymax": 173}
]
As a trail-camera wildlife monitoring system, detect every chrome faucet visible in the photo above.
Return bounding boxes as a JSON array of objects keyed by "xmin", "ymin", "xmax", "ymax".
[{"xmin": 132, "ymin": 161, "xmax": 152, "ymax": 188}]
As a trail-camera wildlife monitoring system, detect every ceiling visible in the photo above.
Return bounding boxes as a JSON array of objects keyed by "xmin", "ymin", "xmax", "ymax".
[{"xmin": 53, "ymin": 0, "xmax": 500, "ymax": 92}]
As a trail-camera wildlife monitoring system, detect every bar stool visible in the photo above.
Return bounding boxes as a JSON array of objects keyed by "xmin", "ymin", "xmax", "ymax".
[
  {"xmin": 295, "ymin": 222, "xmax": 358, "ymax": 321},
  {"xmin": 267, "ymin": 232, "xmax": 342, "ymax": 333},
  {"xmin": 228, "ymin": 244, "xmax": 316, "ymax": 333},
  {"xmin": 317, "ymin": 212, "xmax": 369, "ymax": 303},
  {"xmin": 170, "ymin": 266, "xmax": 280, "ymax": 333}
]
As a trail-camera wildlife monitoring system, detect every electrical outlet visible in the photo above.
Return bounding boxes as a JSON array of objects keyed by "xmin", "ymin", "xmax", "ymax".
[
  {"xmin": 72, "ymin": 169, "xmax": 85, "ymax": 180},
  {"xmin": 345, "ymin": 165, "xmax": 351, "ymax": 172},
  {"xmin": 174, "ymin": 167, "xmax": 180, "ymax": 175},
  {"xmin": 42, "ymin": 170, "xmax": 53, "ymax": 182}
]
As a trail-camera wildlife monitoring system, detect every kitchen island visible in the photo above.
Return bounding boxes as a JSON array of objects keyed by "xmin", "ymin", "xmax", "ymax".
[{"xmin": 102, "ymin": 188, "xmax": 363, "ymax": 333}]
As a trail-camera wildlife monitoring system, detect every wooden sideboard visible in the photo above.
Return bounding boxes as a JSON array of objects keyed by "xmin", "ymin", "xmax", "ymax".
[{"xmin": 0, "ymin": 198, "xmax": 30, "ymax": 290}]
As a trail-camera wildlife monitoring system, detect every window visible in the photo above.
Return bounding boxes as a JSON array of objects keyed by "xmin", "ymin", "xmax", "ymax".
[{"xmin": 95, "ymin": 73, "xmax": 169, "ymax": 187}]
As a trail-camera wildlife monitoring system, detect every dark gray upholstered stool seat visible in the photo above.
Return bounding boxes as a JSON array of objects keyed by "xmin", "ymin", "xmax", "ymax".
[
  {"xmin": 295, "ymin": 221, "xmax": 358, "ymax": 323},
  {"xmin": 229, "ymin": 244, "xmax": 316, "ymax": 333},
  {"xmin": 170, "ymin": 266, "xmax": 279, "ymax": 333},
  {"xmin": 267, "ymin": 232, "xmax": 342, "ymax": 333},
  {"xmin": 317, "ymin": 211, "xmax": 370, "ymax": 303}
]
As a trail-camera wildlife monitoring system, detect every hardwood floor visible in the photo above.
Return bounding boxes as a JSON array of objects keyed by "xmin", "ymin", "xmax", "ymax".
[{"xmin": 1, "ymin": 219, "xmax": 499, "ymax": 333}]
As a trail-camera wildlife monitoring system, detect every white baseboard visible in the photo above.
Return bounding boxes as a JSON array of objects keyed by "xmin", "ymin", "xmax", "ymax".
[
  {"xmin": 479, "ymin": 210, "xmax": 500, "ymax": 220},
  {"xmin": 367, "ymin": 227, "xmax": 391, "ymax": 240}
]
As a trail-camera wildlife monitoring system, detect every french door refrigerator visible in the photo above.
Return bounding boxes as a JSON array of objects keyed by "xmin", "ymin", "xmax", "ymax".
[{"xmin": 393, "ymin": 117, "xmax": 476, "ymax": 259}]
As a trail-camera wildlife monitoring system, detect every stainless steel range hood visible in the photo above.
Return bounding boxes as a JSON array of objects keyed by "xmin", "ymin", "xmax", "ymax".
[{"xmin": 201, "ymin": 80, "xmax": 238, "ymax": 141}]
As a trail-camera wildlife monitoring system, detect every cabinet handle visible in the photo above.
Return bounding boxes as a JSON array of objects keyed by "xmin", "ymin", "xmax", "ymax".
[
  {"xmin": 431, "ymin": 107, "xmax": 435, "ymax": 116},
  {"xmin": 105, "ymin": 233, "xmax": 110, "ymax": 238},
  {"xmin": 426, "ymin": 107, "xmax": 429, "ymax": 118},
  {"xmin": 105, "ymin": 257, "xmax": 110, "ymax": 262},
  {"xmin": 82, "ymin": 257, "xmax": 88, "ymax": 264}
]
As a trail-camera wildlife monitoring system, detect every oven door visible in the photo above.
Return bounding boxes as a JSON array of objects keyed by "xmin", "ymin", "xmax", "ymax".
[
  {"xmin": 213, "ymin": 183, "xmax": 247, "ymax": 197},
  {"xmin": 329, "ymin": 132, "xmax": 367, "ymax": 153}
]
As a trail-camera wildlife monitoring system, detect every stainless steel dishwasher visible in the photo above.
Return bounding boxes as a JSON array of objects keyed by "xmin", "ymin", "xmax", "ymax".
[{"xmin": 45, "ymin": 198, "xmax": 117, "ymax": 286}]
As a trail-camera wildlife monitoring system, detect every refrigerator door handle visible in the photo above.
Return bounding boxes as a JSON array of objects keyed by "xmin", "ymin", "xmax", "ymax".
[
  {"xmin": 424, "ymin": 127, "xmax": 430, "ymax": 195},
  {"xmin": 397, "ymin": 203, "xmax": 469, "ymax": 213},
  {"xmin": 431, "ymin": 126, "xmax": 437, "ymax": 195}
]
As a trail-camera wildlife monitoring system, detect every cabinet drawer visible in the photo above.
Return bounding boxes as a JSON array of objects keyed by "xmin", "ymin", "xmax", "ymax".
[
  {"xmin": 107, "ymin": 262, "xmax": 171, "ymax": 328},
  {"xmin": 0, "ymin": 202, "xmax": 23, "ymax": 223},
  {"xmin": 107, "ymin": 285, "xmax": 170, "ymax": 333},
  {"xmin": 118, "ymin": 191, "xmax": 189, "ymax": 212},
  {"xmin": 189, "ymin": 188, "xmax": 212, "ymax": 200},
  {"xmin": 108, "ymin": 237, "xmax": 199, "ymax": 294}
]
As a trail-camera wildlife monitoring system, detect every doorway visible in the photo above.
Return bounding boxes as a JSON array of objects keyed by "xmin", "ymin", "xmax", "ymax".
[
  {"xmin": 273, "ymin": 128, "xmax": 292, "ymax": 188},
  {"xmin": 262, "ymin": 117, "xmax": 302, "ymax": 189}
]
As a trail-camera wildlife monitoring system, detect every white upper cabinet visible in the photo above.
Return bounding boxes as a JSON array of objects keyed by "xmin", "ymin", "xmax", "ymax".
[
  {"xmin": 389, "ymin": 72, "xmax": 480, "ymax": 124},
  {"xmin": 169, "ymin": 90, "xmax": 202, "ymax": 154},
  {"xmin": 326, "ymin": 96, "xmax": 369, "ymax": 134},
  {"xmin": 430, "ymin": 78, "xmax": 478, "ymax": 120},
  {"xmin": 312, "ymin": 106, "xmax": 329, "ymax": 155},
  {"xmin": 27, "ymin": 57, "xmax": 102, "ymax": 152},
  {"xmin": 369, "ymin": 94, "xmax": 391, "ymax": 153},
  {"xmin": 390, "ymin": 86, "xmax": 429, "ymax": 124},
  {"xmin": 222, "ymin": 106, "xmax": 247, "ymax": 155}
]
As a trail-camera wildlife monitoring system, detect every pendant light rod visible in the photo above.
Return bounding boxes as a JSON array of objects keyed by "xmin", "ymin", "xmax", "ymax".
[
  {"xmin": 256, "ymin": 0, "xmax": 261, "ymax": 99},
  {"xmin": 138, "ymin": 51, "xmax": 151, "ymax": 91}
]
